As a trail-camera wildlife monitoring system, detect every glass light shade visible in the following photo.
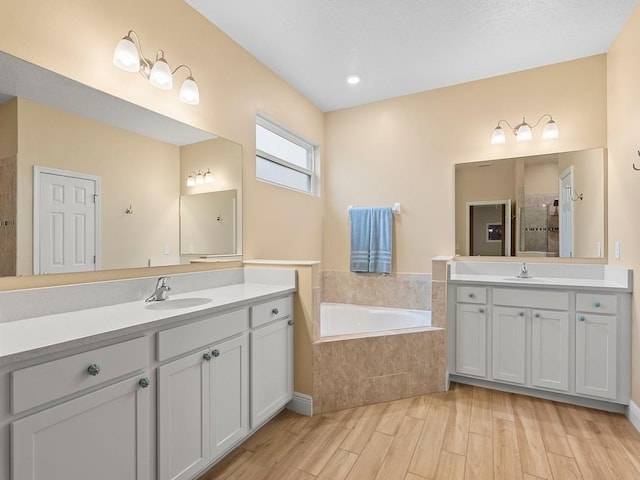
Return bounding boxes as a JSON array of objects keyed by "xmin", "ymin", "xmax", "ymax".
[
  {"xmin": 490, "ymin": 126, "xmax": 506, "ymax": 144},
  {"xmin": 204, "ymin": 169, "xmax": 214, "ymax": 184},
  {"xmin": 542, "ymin": 120, "xmax": 559, "ymax": 139},
  {"xmin": 113, "ymin": 36, "xmax": 140, "ymax": 72},
  {"xmin": 516, "ymin": 123, "xmax": 532, "ymax": 142},
  {"xmin": 179, "ymin": 77, "xmax": 200, "ymax": 105},
  {"xmin": 149, "ymin": 58, "xmax": 173, "ymax": 90},
  {"xmin": 186, "ymin": 174, "xmax": 196, "ymax": 187},
  {"xmin": 195, "ymin": 172, "xmax": 204, "ymax": 185}
]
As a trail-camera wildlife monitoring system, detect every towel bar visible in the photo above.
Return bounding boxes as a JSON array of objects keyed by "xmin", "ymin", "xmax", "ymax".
[{"xmin": 348, "ymin": 203, "xmax": 401, "ymax": 215}]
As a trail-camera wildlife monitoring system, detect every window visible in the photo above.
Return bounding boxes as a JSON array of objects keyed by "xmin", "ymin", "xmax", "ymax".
[{"xmin": 256, "ymin": 115, "xmax": 318, "ymax": 195}]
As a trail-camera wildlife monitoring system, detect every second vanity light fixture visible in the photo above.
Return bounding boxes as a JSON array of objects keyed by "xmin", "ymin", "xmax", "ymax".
[
  {"xmin": 186, "ymin": 169, "xmax": 214, "ymax": 187},
  {"xmin": 491, "ymin": 114, "xmax": 559, "ymax": 144},
  {"xmin": 113, "ymin": 30, "xmax": 200, "ymax": 105}
]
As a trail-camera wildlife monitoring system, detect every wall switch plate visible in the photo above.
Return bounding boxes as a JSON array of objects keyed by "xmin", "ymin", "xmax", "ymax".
[
  {"xmin": 164, "ymin": 244, "xmax": 170, "ymax": 255},
  {"xmin": 615, "ymin": 241, "xmax": 621, "ymax": 260}
]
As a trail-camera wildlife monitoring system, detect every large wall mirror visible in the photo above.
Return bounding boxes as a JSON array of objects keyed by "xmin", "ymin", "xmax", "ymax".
[
  {"xmin": 455, "ymin": 148, "xmax": 606, "ymax": 259},
  {"xmin": 0, "ymin": 51, "xmax": 242, "ymax": 278}
]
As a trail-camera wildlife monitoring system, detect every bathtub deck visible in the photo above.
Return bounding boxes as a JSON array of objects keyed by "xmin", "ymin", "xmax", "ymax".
[{"xmin": 198, "ymin": 382, "xmax": 640, "ymax": 480}]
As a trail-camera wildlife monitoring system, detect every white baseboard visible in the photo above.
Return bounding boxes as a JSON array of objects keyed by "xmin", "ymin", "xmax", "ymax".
[
  {"xmin": 628, "ymin": 400, "xmax": 640, "ymax": 433},
  {"xmin": 287, "ymin": 392, "xmax": 313, "ymax": 416}
]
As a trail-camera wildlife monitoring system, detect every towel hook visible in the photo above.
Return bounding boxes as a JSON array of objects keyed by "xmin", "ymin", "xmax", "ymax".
[
  {"xmin": 633, "ymin": 150, "xmax": 640, "ymax": 171},
  {"xmin": 125, "ymin": 205, "xmax": 134, "ymax": 214}
]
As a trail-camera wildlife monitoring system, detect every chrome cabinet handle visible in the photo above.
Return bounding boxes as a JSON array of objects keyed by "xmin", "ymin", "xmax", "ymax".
[
  {"xmin": 138, "ymin": 377, "xmax": 150, "ymax": 389},
  {"xmin": 288, "ymin": 319, "xmax": 294, "ymax": 326},
  {"xmin": 212, "ymin": 349, "xmax": 220, "ymax": 358},
  {"xmin": 203, "ymin": 352, "xmax": 212, "ymax": 361},
  {"xmin": 272, "ymin": 308, "xmax": 279, "ymax": 315},
  {"xmin": 594, "ymin": 301, "xmax": 601, "ymax": 308},
  {"xmin": 87, "ymin": 364, "xmax": 101, "ymax": 376},
  {"xmin": 579, "ymin": 315, "xmax": 586, "ymax": 322}
]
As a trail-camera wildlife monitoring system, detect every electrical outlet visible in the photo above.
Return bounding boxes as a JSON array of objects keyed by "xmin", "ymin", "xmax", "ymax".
[
  {"xmin": 615, "ymin": 241, "xmax": 621, "ymax": 260},
  {"xmin": 164, "ymin": 244, "xmax": 170, "ymax": 255}
]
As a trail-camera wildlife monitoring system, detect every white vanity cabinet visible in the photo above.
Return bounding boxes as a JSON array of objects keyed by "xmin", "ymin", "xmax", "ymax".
[
  {"xmin": 455, "ymin": 286, "xmax": 487, "ymax": 378},
  {"xmin": 531, "ymin": 309, "xmax": 569, "ymax": 392},
  {"xmin": 157, "ymin": 310, "xmax": 250, "ymax": 480},
  {"xmin": 250, "ymin": 296, "xmax": 294, "ymax": 428},
  {"xmin": 491, "ymin": 306, "xmax": 526, "ymax": 384},
  {"xmin": 10, "ymin": 337, "xmax": 152, "ymax": 480}
]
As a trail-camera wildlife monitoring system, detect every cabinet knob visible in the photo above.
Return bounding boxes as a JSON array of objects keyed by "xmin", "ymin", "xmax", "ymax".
[
  {"xmin": 87, "ymin": 364, "xmax": 101, "ymax": 376},
  {"xmin": 579, "ymin": 315, "xmax": 586, "ymax": 322},
  {"xmin": 288, "ymin": 319, "xmax": 294, "ymax": 326},
  {"xmin": 212, "ymin": 349, "xmax": 220, "ymax": 358},
  {"xmin": 594, "ymin": 301, "xmax": 601, "ymax": 308},
  {"xmin": 479, "ymin": 308, "xmax": 485, "ymax": 313},
  {"xmin": 518, "ymin": 311, "xmax": 525, "ymax": 317},
  {"xmin": 272, "ymin": 308, "xmax": 279, "ymax": 315},
  {"xmin": 534, "ymin": 313, "xmax": 541, "ymax": 318},
  {"xmin": 138, "ymin": 377, "xmax": 150, "ymax": 389},
  {"xmin": 203, "ymin": 352, "xmax": 212, "ymax": 361},
  {"xmin": 469, "ymin": 293, "xmax": 476, "ymax": 299}
]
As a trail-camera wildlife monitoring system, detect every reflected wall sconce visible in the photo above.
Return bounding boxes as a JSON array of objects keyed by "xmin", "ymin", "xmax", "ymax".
[
  {"xmin": 113, "ymin": 30, "xmax": 200, "ymax": 105},
  {"xmin": 186, "ymin": 169, "xmax": 214, "ymax": 187},
  {"xmin": 491, "ymin": 114, "xmax": 559, "ymax": 144}
]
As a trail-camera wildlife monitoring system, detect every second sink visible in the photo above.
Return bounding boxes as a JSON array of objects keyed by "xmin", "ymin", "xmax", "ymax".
[{"xmin": 145, "ymin": 297, "xmax": 213, "ymax": 310}]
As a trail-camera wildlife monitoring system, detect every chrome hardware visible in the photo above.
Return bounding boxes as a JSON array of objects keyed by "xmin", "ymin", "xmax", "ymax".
[
  {"xmin": 478, "ymin": 308, "xmax": 485, "ymax": 313},
  {"xmin": 517, "ymin": 263, "xmax": 531, "ymax": 279},
  {"xmin": 594, "ymin": 302, "xmax": 601, "ymax": 308},
  {"xmin": 469, "ymin": 293, "xmax": 476, "ymax": 299},
  {"xmin": 288, "ymin": 319, "xmax": 294, "ymax": 326},
  {"xmin": 203, "ymin": 352, "xmax": 212, "ymax": 361},
  {"xmin": 145, "ymin": 276, "xmax": 172, "ymax": 302},
  {"xmin": 272, "ymin": 308, "xmax": 279, "ymax": 315},
  {"xmin": 212, "ymin": 349, "xmax": 220, "ymax": 358},
  {"xmin": 138, "ymin": 377, "xmax": 150, "ymax": 389},
  {"xmin": 87, "ymin": 364, "xmax": 101, "ymax": 376},
  {"xmin": 534, "ymin": 313, "xmax": 541, "ymax": 318},
  {"xmin": 518, "ymin": 311, "xmax": 525, "ymax": 317},
  {"xmin": 579, "ymin": 315, "xmax": 586, "ymax": 321}
]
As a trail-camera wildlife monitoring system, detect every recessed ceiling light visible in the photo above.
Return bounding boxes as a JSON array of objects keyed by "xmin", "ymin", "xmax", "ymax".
[{"xmin": 346, "ymin": 75, "xmax": 360, "ymax": 85}]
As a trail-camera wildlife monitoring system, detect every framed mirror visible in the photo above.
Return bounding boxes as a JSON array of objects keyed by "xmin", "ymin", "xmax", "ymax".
[
  {"xmin": 455, "ymin": 148, "xmax": 606, "ymax": 259},
  {"xmin": 0, "ymin": 51, "xmax": 242, "ymax": 278}
]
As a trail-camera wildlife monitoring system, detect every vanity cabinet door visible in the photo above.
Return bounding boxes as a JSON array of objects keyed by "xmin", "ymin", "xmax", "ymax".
[
  {"xmin": 492, "ymin": 307, "xmax": 526, "ymax": 384},
  {"xmin": 210, "ymin": 334, "xmax": 249, "ymax": 459},
  {"xmin": 251, "ymin": 317, "xmax": 293, "ymax": 428},
  {"xmin": 12, "ymin": 375, "xmax": 150, "ymax": 480},
  {"xmin": 531, "ymin": 310, "xmax": 569, "ymax": 391},
  {"xmin": 158, "ymin": 350, "xmax": 210, "ymax": 480},
  {"xmin": 576, "ymin": 314, "xmax": 617, "ymax": 400},
  {"xmin": 455, "ymin": 304, "xmax": 487, "ymax": 378}
]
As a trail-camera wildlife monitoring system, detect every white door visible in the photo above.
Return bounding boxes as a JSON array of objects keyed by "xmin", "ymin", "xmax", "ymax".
[
  {"xmin": 576, "ymin": 314, "xmax": 617, "ymax": 400},
  {"xmin": 35, "ymin": 167, "xmax": 99, "ymax": 274},
  {"xmin": 12, "ymin": 375, "xmax": 150, "ymax": 480},
  {"xmin": 250, "ymin": 318, "xmax": 293, "ymax": 429},
  {"xmin": 210, "ymin": 334, "xmax": 249, "ymax": 459},
  {"xmin": 531, "ymin": 310, "xmax": 569, "ymax": 391},
  {"xmin": 492, "ymin": 307, "xmax": 526, "ymax": 384},
  {"xmin": 158, "ymin": 350, "xmax": 211, "ymax": 480},
  {"xmin": 455, "ymin": 304, "xmax": 487, "ymax": 377},
  {"xmin": 559, "ymin": 167, "xmax": 574, "ymax": 258}
]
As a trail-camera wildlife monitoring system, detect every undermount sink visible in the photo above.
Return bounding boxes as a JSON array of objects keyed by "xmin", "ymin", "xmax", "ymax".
[{"xmin": 145, "ymin": 297, "xmax": 213, "ymax": 310}]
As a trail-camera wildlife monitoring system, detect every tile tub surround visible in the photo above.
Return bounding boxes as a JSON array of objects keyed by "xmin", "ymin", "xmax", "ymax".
[
  {"xmin": 312, "ymin": 328, "xmax": 446, "ymax": 414},
  {"xmin": 321, "ymin": 271, "xmax": 432, "ymax": 310}
]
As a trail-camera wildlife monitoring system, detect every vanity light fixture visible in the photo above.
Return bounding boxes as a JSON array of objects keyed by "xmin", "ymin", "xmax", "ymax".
[
  {"xmin": 491, "ymin": 114, "xmax": 559, "ymax": 144},
  {"xmin": 186, "ymin": 169, "xmax": 213, "ymax": 187},
  {"xmin": 113, "ymin": 30, "xmax": 200, "ymax": 105}
]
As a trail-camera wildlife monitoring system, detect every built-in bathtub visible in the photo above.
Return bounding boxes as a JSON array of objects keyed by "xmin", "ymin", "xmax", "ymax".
[
  {"xmin": 312, "ymin": 302, "xmax": 446, "ymax": 414},
  {"xmin": 320, "ymin": 302, "xmax": 433, "ymax": 338}
]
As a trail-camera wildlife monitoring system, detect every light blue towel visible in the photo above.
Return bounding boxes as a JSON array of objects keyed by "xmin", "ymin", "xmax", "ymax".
[
  {"xmin": 369, "ymin": 207, "xmax": 393, "ymax": 274},
  {"xmin": 349, "ymin": 207, "xmax": 371, "ymax": 272},
  {"xmin": 349, "ymin": 206, "xmax": 393, "ymax": 274}
]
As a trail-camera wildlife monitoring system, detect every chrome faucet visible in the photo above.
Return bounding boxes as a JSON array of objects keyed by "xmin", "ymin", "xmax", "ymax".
[
  {"xmin": 145, "ymin": 276, "xmax": 172, "ymax": 302},
  {"xmin": 517, "ymin": 263, "xmax": 531, "ymax": 279}
]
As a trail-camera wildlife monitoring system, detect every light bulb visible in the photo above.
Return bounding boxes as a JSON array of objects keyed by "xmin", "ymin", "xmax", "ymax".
[
  {"xmin": 542, "ymin": 119, "xmax": 559, "ymax": 139},
  {"xmin": 113, "ymin": 35, "xmax": 140, "ymax": 72},
  {"xmin": 490, "ymin": 126, "xmax": 506, "ymax": 144},
  {"xmin": 149, "ymin": 57, "xmax": 173, "ymax": 90},
  {"xmin": 516, "ymin": 123, "xmax": 532, "ymax": 142},
  {"xmin": 179, "ymin": 76, "xmax": 200, "ymax": 105}
]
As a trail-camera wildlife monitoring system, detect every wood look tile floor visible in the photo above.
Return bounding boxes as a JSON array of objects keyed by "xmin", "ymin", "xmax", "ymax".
[{"xmin": 198, "ymin": 383, "xmax": 640, "ymax": 480}]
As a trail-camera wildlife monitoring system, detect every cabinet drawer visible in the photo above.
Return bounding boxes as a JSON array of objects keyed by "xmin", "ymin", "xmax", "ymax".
[
  {"xmin": 456, "ymin": 286, "xmax": 486, "ymax": 304},
  {"xmin": 251, "ymin": 296, "xmax": 292, "ymax": 328},
  {"xmin": 576, "ymin": 293, "xmax": 617, "ymax": 315},
  {"xmin": 158, "ymin": 308, "xmax": 248, "ymax": 362},
  {"xmin": 12, "ymin": 336, "xmax": 149, "ymax": 414},
  {"xmin": 492, "ymin": 288, "xmax": 569, "ymax": 311}
]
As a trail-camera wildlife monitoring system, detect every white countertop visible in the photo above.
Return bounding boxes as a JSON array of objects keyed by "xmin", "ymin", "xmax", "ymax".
[
  {"xmin": 0, "ymin": 282, "xmax": 295, "ymax": 366},
  {"xmin": 448, "ymin": 274, "xmax": 631, "ymax": 291}
]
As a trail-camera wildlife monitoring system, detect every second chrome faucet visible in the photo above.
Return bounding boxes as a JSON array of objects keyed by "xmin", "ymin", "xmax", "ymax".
[{"xmin": 146, "ymin": 276, "xmax": 172, "ymax": 302}]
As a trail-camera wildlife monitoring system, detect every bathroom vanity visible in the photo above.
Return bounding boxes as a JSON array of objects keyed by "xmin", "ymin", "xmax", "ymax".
[
  {"xmin": 0, "ymin": 268, "xmax": 295, "ymax": 480},
  {"xmin": 447, "ymin": 261, "xmax": 632, "ymax": 410}
]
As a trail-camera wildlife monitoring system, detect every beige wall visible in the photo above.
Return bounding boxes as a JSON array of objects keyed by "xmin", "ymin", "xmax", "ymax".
[
  {"xmin": 15, "ymin": 98, "xmax": 180, "ymax": 274},
  {"xmin": 525, "ymin": 160, "xmax": 558, "ymax": 194},
  {"xmin": 607, "ymin": 3, "xmax": 640, "ymax": 406},
  {"xmin": 324, "ymin": 55, "xmax": 607, "ymax": 272}
]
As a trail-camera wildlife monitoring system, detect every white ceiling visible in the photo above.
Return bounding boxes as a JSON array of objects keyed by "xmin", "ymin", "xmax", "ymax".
[{"xmin": 186, "ymin": 0, "xmax": 639, "ymax": 112}]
